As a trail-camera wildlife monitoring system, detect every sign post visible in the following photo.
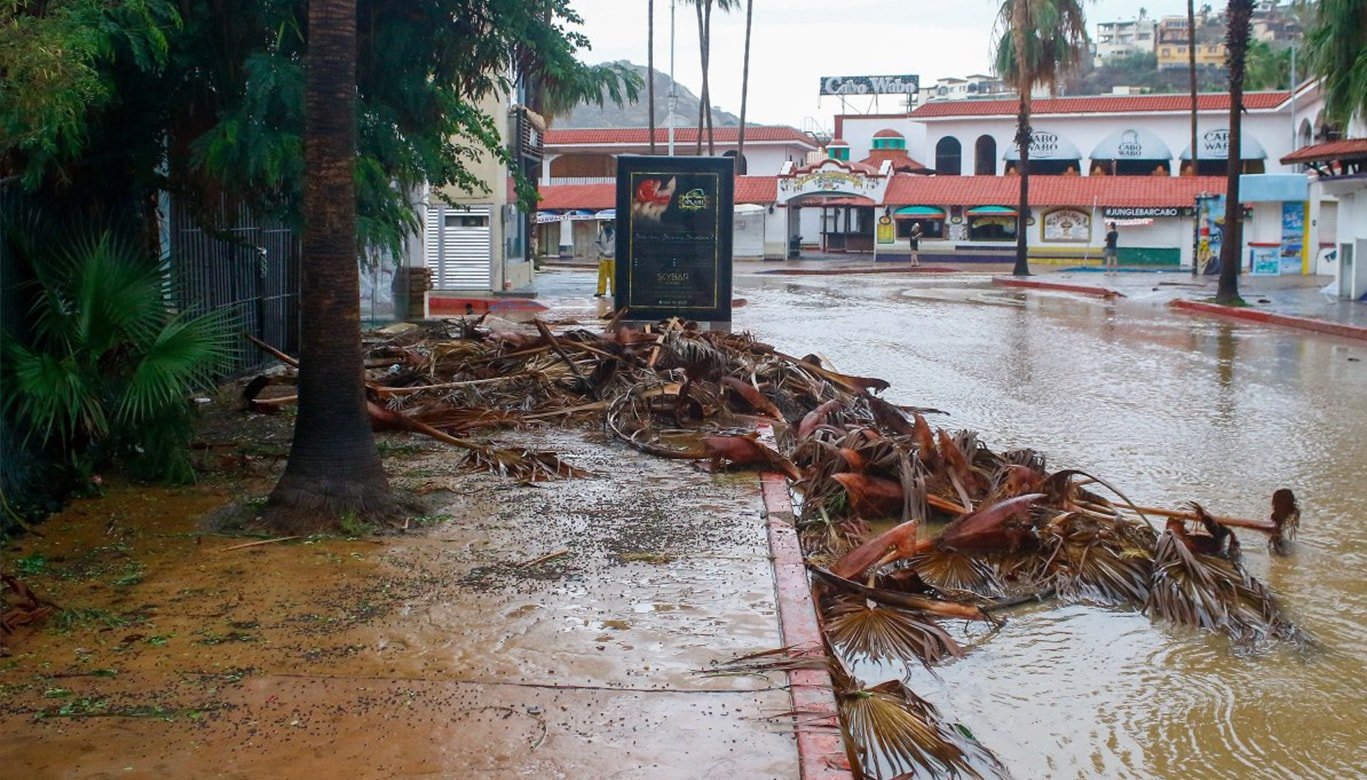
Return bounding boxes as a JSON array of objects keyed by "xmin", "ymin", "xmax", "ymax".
[{"xmin": 615, "ymin": 155, "xmax": 734, "ymax": 324}]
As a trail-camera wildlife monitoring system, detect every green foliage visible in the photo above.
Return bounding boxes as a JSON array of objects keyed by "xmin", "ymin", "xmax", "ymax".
[
  {"xmin": 994, "ymin": 0, "xmax": 1091, "ymax": 94},
  {"xmin": 0, "ymin": 0, "xmax": 180, "ymax": 188},
  {"xmin": 0, "ymin": 226, "xmax": 237, "ymax": 483},
  {"xmin": 1244, "ymin": 41, "xmax": 1292, "ymax": 90},
  {"xmin": 1304, "ymin": 0, "xmax": 1367, "ymax": 125},
  {"xmin": 1, "ymin": 0, "xmax": 638, "ymax": 261}
]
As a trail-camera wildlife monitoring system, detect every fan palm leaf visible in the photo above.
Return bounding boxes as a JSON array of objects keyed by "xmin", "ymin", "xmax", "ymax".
[
  {"xmin": 824, "ymin": 594, "xmax": 962, "ymax": 668},
  {"xmin": 837, "ymin": 677, "xmax": 1003, "ymax": 779}
]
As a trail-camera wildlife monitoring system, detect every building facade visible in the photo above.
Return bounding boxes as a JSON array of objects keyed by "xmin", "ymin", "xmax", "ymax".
[{"xmin": 1094, "ymin": 16, "xmax": 1157, "ymax": 66}]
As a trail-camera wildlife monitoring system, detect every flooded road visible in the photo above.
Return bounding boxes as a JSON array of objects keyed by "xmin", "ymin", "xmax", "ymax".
[{"xmin": 737, "ymin": 271, "xmax": 1367, "ymax": 779}]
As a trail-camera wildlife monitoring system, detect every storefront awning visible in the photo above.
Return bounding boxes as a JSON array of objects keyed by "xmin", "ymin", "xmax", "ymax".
[
  {"xmin": 966, "ymin": 205, "xmax": 1018, "ymax": 217},
  {"xmin": 1004, "ymin": 130, "xmax": 1081, "ymax": 161},
  {"xmin": 893, "ymin": 205, "xmax": 946, "ymax": 219},
  {"xmin": 535, "ymin": 211, "xmax": 562, "ymax": 224},
  {"xmin": 594, "ymin": 209, "xmax": 616, "ymax": 221},
  {"xmin": 1091, "ymin": 128, "xmax": 1172, "ymax": 161},
  {"xmin": 1180, "ymin": 130, "xmax": 1267, "ymax": 160}
]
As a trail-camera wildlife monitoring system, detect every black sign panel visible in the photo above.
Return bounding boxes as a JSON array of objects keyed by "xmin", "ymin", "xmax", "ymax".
[{"xmin": 615, "ymin": 155, "xmax": 733, "ymax": 323}]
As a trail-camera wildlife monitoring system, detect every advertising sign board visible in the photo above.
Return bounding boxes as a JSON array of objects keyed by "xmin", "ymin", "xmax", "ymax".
[
  {"xmin": 819, "ymin": 75, "xmax": 920, "ymax": 96},
  {"xmin": 615, "ymin": 156, "xmax": 733, "ymax": 323}
]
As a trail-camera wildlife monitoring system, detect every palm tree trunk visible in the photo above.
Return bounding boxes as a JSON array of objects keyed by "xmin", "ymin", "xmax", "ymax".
[
  {"xmin": 648, "ymin": 0, "xmax": 656, "ymax": 154},
  {"xmin": 266, "ymin": 0, "xmax": 396, "ymax": 532},
  {"xmin": 703, "ymin": 0, "xmax": 715, "ymax": 155},
  {"xmin": 1187, "ymin": 0, "xmax": 1198, "ymax": 178},
  {"xmin": 1011, "ymin": 0, "xmax": 1032, "ymax": 276},
  {"xmin": 735, "ymin": 0, "xmax": 753, "ymax": 174},
  {"xmin": 694, "ymin": 1, "xmax": 705, "ymax": 155},
  {"xmin": 1216, "ymin": 0, "xmax": 1253, "ymax": 304}
]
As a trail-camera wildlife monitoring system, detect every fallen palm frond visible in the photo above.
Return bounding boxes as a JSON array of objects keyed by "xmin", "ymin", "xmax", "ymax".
[
  {"xmin": 236, "ymin": 313, "xmax": 1305, "ymax": 779},
  {"xmin": 833, "ymin": 670, "xmax": 1006, "ymax": 780},
  {"xmin": 1145, "ymin": 522, "xmax": 1301, "ymax": 645},
  {"xmin": 824, "ymin": 595, "xmax": 962, "ymax": 668}
]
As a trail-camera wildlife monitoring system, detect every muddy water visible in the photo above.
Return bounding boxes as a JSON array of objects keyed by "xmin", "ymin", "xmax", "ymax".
[{"xmin": 739, "ymin": 272, "xmax": 1367, "ymax": 779}]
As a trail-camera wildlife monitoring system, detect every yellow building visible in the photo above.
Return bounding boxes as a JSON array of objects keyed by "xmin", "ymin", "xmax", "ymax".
[{"xmin": 1157, "ymin": 42, "xmax": 1228, "ymax": 70}]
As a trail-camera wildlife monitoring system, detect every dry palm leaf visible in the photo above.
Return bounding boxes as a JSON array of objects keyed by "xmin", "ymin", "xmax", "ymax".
[
  {"xmin": 1144, "ymin": 524, "xmax": 1301, "ymax": 645},
  {"xmin": 836, "ymin": 676, "xmax": 1004, "ymax": 780},
  {"xmin": 905, "ymin": 550, "xmax": 1005, "ymax": 600},
  {"xmin": 824, "ymin": 595, "xmax": 962, "ymax": 668}
]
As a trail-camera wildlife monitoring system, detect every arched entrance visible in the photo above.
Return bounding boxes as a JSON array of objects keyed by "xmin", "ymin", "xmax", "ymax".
[{"xmin": 776, "ymin": 159, "xmax": 891, "ymax": 259}]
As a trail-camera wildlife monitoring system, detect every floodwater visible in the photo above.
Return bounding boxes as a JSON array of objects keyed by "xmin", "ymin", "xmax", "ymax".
[{"xmin": 737, "ymin": 271, "xmax": 1367, "ymax": 780}]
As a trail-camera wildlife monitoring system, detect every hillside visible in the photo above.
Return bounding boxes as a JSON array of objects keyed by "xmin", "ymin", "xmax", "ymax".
[{"xmin": 555, "ymin": 61, "xmax": 743, "ymax": 129}]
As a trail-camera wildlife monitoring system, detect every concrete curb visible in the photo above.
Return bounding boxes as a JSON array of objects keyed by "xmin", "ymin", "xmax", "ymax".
[
  {"xmin": 758, "ymin": 471, "xmax": 853, "ymax": 780},
  {"xmin": 1170, "ymin": 299, "xmax": 1367, "ymax": 341},
  {"xmin": 991, "ymin": 276, "xmax": 1125, "ymax": 299}
]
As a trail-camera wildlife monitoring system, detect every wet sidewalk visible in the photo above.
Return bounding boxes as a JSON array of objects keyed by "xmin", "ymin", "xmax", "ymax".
[{"xmin": 0, "ymin": 429, "xmax": 803, "ymax": 778}]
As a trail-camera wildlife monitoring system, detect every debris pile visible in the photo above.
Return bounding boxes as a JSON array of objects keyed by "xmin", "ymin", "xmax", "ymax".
[{"xmin": 248, "ymin": 315, "xmax": 1304, "ymax": 779}]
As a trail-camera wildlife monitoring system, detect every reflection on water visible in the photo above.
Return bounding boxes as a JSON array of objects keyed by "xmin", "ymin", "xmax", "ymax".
[{"xmin": 738, "ymin": 273, "xmax": 1367, "ymax": 780}]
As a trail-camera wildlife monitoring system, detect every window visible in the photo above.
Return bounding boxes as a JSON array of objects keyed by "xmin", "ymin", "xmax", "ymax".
[
  {"xmin": 446, "ymin": 213, "xmax": 489, "ymax": 228},
  {"xmin": 935, "ymin": 136, "xmax": 962, "ymax": 176},
  {"xmin": 974, "ymin": 135, "xmax": 997, "ymax": 175},
  {"xmin": 967, "ymin": 216, "xmax": 1017, "ymax": 241},
  {"xmin": 897, "ymin": 219, "xmax": 944, "ymax": 239}
]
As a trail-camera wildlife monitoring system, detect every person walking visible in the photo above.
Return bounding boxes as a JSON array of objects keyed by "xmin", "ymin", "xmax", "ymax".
[
  {"xmin": 1104, "ymin": 221, "xmax": 1119, "ymax": 273},
  {"xmin": 909, "ymin": 221, "xmax": 924, "ymax": 267},
  {"xmin": 594, "ymin": 221, "xmax": 616, "ymax": 297}
]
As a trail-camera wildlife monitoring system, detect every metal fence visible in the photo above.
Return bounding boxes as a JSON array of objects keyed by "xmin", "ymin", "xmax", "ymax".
[{"xmin": 169, "ymin": 199, "xmax": 301, "ymax": 376}]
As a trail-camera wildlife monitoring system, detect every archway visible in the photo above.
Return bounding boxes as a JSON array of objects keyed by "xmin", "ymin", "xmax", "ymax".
[
  {"xmin": 935, "ymin": 137, "xmax": 962, "ymax": 176},
  {"xmin": 974, "ymin": 135, "xmax": 997, "ymax": 175},
  {"xmin": 723, "ymin": 150, "xmax": 749, "ymax": 174}
]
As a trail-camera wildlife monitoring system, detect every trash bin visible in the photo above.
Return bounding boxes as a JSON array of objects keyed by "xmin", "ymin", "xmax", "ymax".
[{"xmin": 788, "ymin": 235, "xmax": 801, "ymax": 259}]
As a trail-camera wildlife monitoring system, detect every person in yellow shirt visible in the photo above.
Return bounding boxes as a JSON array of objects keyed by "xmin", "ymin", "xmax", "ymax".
[{"xmin": 594, "ymin": 221, "xmax": 616, "ymax": 298}]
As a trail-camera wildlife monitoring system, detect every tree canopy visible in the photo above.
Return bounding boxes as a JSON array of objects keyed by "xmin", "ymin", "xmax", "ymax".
[
  {"xmin": 1, "ymin": 0, "xmax": 636, "ymax": 256},
  {"xmin": 1304, "ymin": 0, "xmax": 1367, "ymax": 126}
]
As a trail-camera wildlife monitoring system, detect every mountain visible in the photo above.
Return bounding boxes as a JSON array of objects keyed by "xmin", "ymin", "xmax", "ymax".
[{"xmin": 554, "ymin": 61, "xmax": 744, "ymax": 129}]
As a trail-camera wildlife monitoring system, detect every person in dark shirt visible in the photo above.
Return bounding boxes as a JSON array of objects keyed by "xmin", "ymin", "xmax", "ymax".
[
  {"xmin": 909, "ymin": 222, "xmax": 924, "ymax": 267},
  {"xmin": 1104, "ymin": 221, "xmax": 1119, "ymax": 273}
]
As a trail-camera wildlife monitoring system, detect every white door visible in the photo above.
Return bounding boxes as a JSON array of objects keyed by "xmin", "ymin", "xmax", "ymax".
[{"xmin": 425, "ymin": 204, "xmax": 492, "ymax": 290}]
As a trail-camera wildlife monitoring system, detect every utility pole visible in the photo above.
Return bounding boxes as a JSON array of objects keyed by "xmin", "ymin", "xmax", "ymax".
[
  {"xmin": 1289, "ymin": 44, "xmax": 1297, "ymax": 150},
  {"xmin": 668, "ymin": 0, "xmax": 677, "ymax": 155}
]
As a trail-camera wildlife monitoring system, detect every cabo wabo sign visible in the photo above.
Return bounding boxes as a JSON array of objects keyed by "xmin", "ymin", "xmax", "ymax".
[{"xmin": 820, "ymin": 74, "xmax": 920, "ymax": 96}]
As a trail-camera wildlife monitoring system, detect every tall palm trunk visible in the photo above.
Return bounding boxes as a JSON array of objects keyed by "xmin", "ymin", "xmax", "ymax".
[
  {"xmin": 703, "ymin": 0, "xmax": 715, "ymax": 154},
  {"xmin": 1216, "ymin": 0, "xmax": 1253, "ymax": 304},
  {"xmin": 267, "ymin": 0, "xmax": 395, "ymax": 531},
  {"xmin": 648, "ymin": 0, "xmax": 656, "ymax": 154},
  {"xmin": 1011, "ymin": 0, "xmax": 1032, "ymax": 276},
  {"xmin": 1188, "ymin": 0, "xmax": 1198, "ymax": 178},
  {"xmin": 694, "ymin": 1, "xmax": 705, "ymax": 155},
  {"xmin": 735, "ymin": 0, "xmax": 753, "ymax": 174}
]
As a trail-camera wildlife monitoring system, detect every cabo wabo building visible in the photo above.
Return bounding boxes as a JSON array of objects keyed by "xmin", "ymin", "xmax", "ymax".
[{"xmin": 536, "ymin": 84, "xmax": 1336, "ymax": 273}]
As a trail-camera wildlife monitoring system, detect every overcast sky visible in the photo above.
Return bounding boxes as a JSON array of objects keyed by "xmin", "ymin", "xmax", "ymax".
[{"xmin": 566, "ymin": 0, "xmax": 1202, "ymax": 131}]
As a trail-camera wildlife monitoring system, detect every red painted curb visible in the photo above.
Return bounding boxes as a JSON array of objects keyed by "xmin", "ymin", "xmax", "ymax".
[
  {"xmin": 759, "ymin": 266, "xmax": 958, "ymax": 276},
  {"xmin": 758, "ymin": 468, "xmax": 854, "ymax": 780},
  {"xmin": 427, "ymin": 295, "xmax": 548, "ymax": 316},
  {"xmin": 1170, "ymin": 299, "xmax": 1367, "ymax": 341},
  {"xmin": 992, "ymin": 276, "xmax": 1125, "ymax": 299}
]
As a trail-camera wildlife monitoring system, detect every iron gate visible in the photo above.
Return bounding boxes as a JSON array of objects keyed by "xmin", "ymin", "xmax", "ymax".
[{"xmin": 170, "ymin": 199, "xmax": 301, "ymax": 376}]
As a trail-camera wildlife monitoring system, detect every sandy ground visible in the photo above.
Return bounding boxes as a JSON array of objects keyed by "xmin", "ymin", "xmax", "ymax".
[{"xmin": 1, "ymin": 414, "xmax": 801, "ymax": 778}]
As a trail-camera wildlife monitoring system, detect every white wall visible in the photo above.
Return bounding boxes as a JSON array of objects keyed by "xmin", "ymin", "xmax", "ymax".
[{"xmin": 841, "ymin": 94, "xmax": 1323, "ymax": 176}]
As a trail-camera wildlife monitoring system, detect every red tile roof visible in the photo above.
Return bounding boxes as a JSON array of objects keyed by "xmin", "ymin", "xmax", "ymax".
[
  {"xmin": 883, "ymin": 175, "xmax": 1227, "ymax": 208},
  {"xmin": 538, "ymin": 174, "xmax": 1227, "ymax": 209},
  {"xmin": 909, "ymin": 91, "xmax": 1291, "ymax": 119},
  {"xmin": 536, "ymin": 183, "xmax": 615, "ymax": 211},
  {"xmin": 735, "ymin": 176, "xmax": 778, "ymax": 204},
  {"xmin": 544, "ymin": 126, "xmax": 817, "ymax": 147},
  {"xmin": 860, "ymin": 149, "xmax": 932, "ymax": 173},
  {"xmin": 537, "ymin": 176, "xmax": 779, "ymax": 211},
  {"xmin": 1280, "ymin": 138, "xmax": 1367, "ymax": 164}
]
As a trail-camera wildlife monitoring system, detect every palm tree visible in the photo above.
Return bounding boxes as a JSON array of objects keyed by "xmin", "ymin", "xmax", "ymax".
[
  {"xmin": 648, "ymin": 0, "xmax": 656, "ymax": 154},
  {"xmin": 1304, "ymin": 0, "xmax": 1367, "ymax": 128},
  {"xmin": 689, "ymin": 0, "xmax": 738, "ymax": 155},
  {"xmin": 994, "ymin": 0, "xmax": 1090, "ymax": 276},
  {"xmin": 1215, "ymin": 0, "xmax": 1254, "ymax": 305},
  {"xmin": 266, "ymin": 0, "xmax": 397, "ymax": 532},
  {"xmin": 735, "ymin": 0, "xmax": 754, "ymax": 174}
]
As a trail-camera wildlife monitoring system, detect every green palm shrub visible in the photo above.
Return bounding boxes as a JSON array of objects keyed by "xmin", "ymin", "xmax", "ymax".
[{"xmin": 1, "ymin": 229, "xmax": 237, "ymax": 483}]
